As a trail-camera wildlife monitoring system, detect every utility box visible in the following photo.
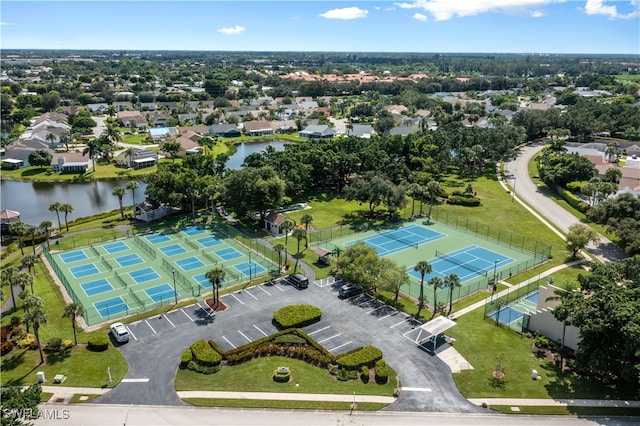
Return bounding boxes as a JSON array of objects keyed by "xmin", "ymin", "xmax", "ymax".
[
  {"xmin": 37, "ymin": 372, "xmax": 45, "ymax": 383},
  {"xmin": 531, "ymin": 369, "xmax": 538, "ymax": 380}
]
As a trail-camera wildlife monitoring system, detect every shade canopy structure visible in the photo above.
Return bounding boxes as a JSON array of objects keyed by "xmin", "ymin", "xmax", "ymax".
[{"xmin": 407, "ymin": 316, "xmax": 456, "ymax": 347}]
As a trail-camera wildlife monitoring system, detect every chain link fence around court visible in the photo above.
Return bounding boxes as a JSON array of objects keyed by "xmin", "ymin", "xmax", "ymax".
[{"xmin": 483, "ymin": 279, "xmax": 542, "ymax": 334}]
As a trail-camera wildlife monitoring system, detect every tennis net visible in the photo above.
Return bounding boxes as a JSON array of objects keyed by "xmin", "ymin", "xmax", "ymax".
[
  {"xmin": 435, "ymin": 250, "xmax": 484, "ymax": 276},
  {"xmin": 130, "ymin": 289, "xmax": 145, "ymax": 308},
  {"xmin": 101, "ymin": 257, "xmax": 112, "ymax": 271},
  {"xmin": 113, "ymin": 270, "xmax": 127, "ymax": 288},
  {"xmin": 383, "ymin": 231, "xmax": 420, "ymax": 249}
]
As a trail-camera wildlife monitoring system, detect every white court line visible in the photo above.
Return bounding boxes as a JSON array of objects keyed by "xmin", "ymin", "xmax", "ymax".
[
  {"xmin": 367, "ymin": 305, "xmax": 388, "ymax": 315},
  {"xmin": 181, "ymin": 308, "xmax": 194, "ymax": 322},
  {"xmin": 253, "ymin": 324, "xmax": 268, "ymax": 336},
  {"xmin": 257, "ymin": 285, "xmax": 271, "ymax": 296},
  {"xmin": 378, "ymin": 310, "xmax": 399, "ymax": 321},
  {"xmin": 238, "ymin": 330, "xmax": 252, "ymax": 342},
  {"xmin": 144, "ymin": 320, "xmax": 157, "ymax": 334},
  {"xmin": 163, "ymin": 315, "xmax": 175, "ymax": 328},
  {"xmin": 230, "ymin": 293, "xmax": 245, "ymax": 305},
  {"xmin": 307, "ymin": 325, "xmax": 331, "ymax": 336},
  {"xmin": 391, "ymin": 317, "xmax": 412, "ymax": 328},
  {"xmin": 243, "ymin": 289, "xmax": 258, "ymax": 300},
  {"xmin": 328, "ymin": 341, "xmax": 352, "ymax": 352},
  {"xmin": 222, "ymin": 336, "xmax": 236, "ymax": 349},
  {"xmin": 121, "ymin": 378, "xmax": 150, "ymax": 383},
  {"xmin": 125, "ymin": 326, "xmax": 137, "ymax": 341},
  {"xmin": 318, "ymin": 333, "xmax": 341, "ymax": 344}
]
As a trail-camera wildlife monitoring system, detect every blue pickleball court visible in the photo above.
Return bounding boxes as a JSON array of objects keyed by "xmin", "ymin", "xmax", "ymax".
[
  {"xmin": 94, "ymin": 296, "xmax": 128, "ymax": 318},
  {"xmin": 194, "ymin": 273, "xmax": 225, "ymax": 288},
  {"xmin": 197, "ymin": 236, "xmax": 223, "ymax": 248},
  {"xmin": 234, "ymin": 261, "xmax": 266, "ymax": 277},
  {"xmin": 115, "ymin": 253, "xmax": 144, "ymax": 268},
  {"xmin": 70, "ymin": 263, "xmax": 100, "ymax": 279},
  {"xmin": 216, "ymin": 247, "xmax": 242, "ymax": 261},
  {"xmin": 176, "ymin": 256, "xmax": 205, "ymax": 271},
  {"xmin": 183, "ymin": 226, "xmax": 206, "ymax": 237},
  {"xmin": 145, "ymin": 284, "xmax": 178, "ymax": 303},
  {"xmin": 60, "ymin": 250, "xmax": 88, "ymax": 264},
  {"xmin": 159, "ymin": 244, "xmax": 187, "ymax": 256},
  {"xmin": 128, "ymin": 267, "xmax": 161, "ymax": 284},
  {"xmin": 81, "ymin": 278, "xmax": 113, "ymax": 297},
  {"xmin": 146, "ymin": 233, "xmax": 171, "ymax": 244},
  {"xmin": 102, "ymin": 241, "xmax": 130, "ymax": 254}
]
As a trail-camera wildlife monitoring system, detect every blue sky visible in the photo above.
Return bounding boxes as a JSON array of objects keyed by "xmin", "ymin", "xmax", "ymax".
[{"xmin": 1, "ymin": 1, "xmax": 638, "ymax": 54}]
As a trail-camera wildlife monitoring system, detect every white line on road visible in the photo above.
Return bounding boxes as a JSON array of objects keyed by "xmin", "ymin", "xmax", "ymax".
[
  {"xmin": 257, "ymin": 285, "xmax": 271, "ymax": 296},
  {"xmin": 401, "ymin": 387, "xmax": 432, "ymax": 392},
  {"xmin": 163, "ymin": 315, "xmax": 175, "ymax": 328},
  {"xmin": 318, "ymin": 333, "xmax": 341, "ymax": 344},
  {"xmin": 378, "ymin": 310, "xmax": 398, "ymax": 321},
  {"xmin": 243, "ymin": 289, "xmax": 258, "ymax": 300},
  {"xmin": 231, "ymin": 293, "xmax": 245, "ymax": 305},
  {"xmin": 121, "ymin": 378, "xmax": 150, "ymax": 383},
  {"xmin": 253, "ymin": 324, "xmax": 268, "ymax": 336},
  {"xmin": 125, "ymin": 326, "xmax": 137, "ymax": 341},
  {"xmin": 391, "ymin": 317, "xmax": 411, "ymax": 329},
  {"xmin": 238, "ymin": 330, "xmax": 252, "ymax": 342},
  {"xmin": 222, "ymin": 336, "xmax": 236, "ymax": 349},
  {"xmin": 181, "ymin": 308, "xmax": 194, "ymax": 322},
  {"xmin": 367, "ymin": 305, "xmax": 387, "ymax": 315},
  {"xmin": 144, "ymin": 320, "xmax": 157, "ymax": 334},
  {"xmin": 197, "ymin": 302, "xmax": 213, "ymax": 316},
  {"xmin": 307, "ymin": 326, "xmax": 331, "ymax": 336},
  {"xmin": 273, "ymin": 283, "xmax": 285, "ymax": 292},
  {"xmin": 328, "ymin": 341, "xmax": 352, "ymax": 352}
]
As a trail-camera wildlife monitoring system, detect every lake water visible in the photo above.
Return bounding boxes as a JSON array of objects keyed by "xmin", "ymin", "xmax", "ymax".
[{"xmin": 226, "ymin": 140, "xmax": 288, "ymax": 170}]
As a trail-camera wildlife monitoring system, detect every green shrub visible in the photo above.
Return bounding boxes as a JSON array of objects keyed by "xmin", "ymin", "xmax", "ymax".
[
  {"xmin": 336, "ymin": 368, "xmax": 358, "ymax": 381},
  {"xmin": 16, "ymin": 333, "xmax": 35, "ymax": 349},
  {"xmin": 180, "ymin": 349, "xmax": 192, "ymax": 368},
  {"xmin": 1, "ymin": 340, "xmax": 14, "ymax": 355},
  {"xmin": 0, "ymin": 326, "xmax": 10, "ymax": 342},
  {"xmin": 447, "ymin": 195, "xmax": 481, "ymax": 206},
  {"xmin": 207, "ymin": 339, "xmax": 226, "ymax": 357},
  {"xmin": 10, "ymin": 316, "xmax": 22, "ymax": 328},
  {"xmin": 361, "ymin": 365, "xmax": 370, "ymax": 383},
  {"xmin": 61, "ymin": 339, "xmax": 74, "ymax": 350},
  {"xmin": 273, "ymin": 305, "xmax": 322, "ymax": 329},
  {"xmin": 87, "ymin": 335, "xmax": 109, "ymax": 352},
  {"xmin": 336, "ymin": 345, "xmax": 383, "ymax": 369},
  {"xmin": 554, "ymin": 185, "xmax": 589, "ymax": 213},
  {"xmin": 534, "ymin": 335, "xmax": 550, "ymax": 348},
  {"xmin": 375, "ymin": 359, "xmax": 390, "ymax": 384},
  {"xmin": 187, "ymin": 361, "xmax": 220, "ymax": 375},
  {"xmin": 273, "ymin": 367, "xmax": 291, "ymax": 383},
  {"xmin": 190, "ymin": 340, "xmax": 222, "ymax": 367},
  {"xmin": 44, "ymin": 337, "xmax": 62, "ymax": 353},
  {"xmin": 274, "ymin": 334, "xmax": 306, "ymax": 345}
]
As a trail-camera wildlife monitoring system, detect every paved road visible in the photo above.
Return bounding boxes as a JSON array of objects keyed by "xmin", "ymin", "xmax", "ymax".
[
  {"xmin": 34, "ymin": 403, "xmax": 640, "ymax": 426},
  {"xmin": 504, "ymin": 143, "xmax": 627, "ymax": 263}
]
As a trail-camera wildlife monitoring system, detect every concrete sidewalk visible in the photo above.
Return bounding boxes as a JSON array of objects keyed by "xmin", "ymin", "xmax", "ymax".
[
  {"xmin": 176, "ymin": 391, "xmax": 396, "ymax": 403},
  {"xmin": 468, "ymin": 398, "xmax": 640, "ymax": 408},
  {"xmin": 41, "ymin": 386, "xmax": 111, "ymax": 403}
]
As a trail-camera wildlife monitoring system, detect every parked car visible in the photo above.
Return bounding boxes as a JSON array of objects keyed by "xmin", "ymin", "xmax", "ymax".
[
  {"xmin": 109, "ymin": 322, "xmax": 130, "ymax": 343},
  {"xmin": 288, "ymin": 273, "xmax": 309, "ymax": 289},
  {"xmin": 338, "ymin": 283, "xmax": 363, "ymax": 298}
]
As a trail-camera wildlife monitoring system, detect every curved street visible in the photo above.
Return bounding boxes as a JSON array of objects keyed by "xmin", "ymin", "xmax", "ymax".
[{"xmin": 504, "ymin": 143, "xmax": 627, "ymax": 263}]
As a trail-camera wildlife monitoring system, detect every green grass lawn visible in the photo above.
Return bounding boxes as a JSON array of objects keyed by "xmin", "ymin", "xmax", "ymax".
[
  {"xmin": 489, "ymin": 405, "xmax": 640, "ymax": 416},
  {"xmin": 183, "ymin": 398, "xmax": 386, "ymax": 411},
  {"xmin": 175, "ymin": 356, "xmax": 396, "ymax": 396},
  {"xmin": 1, "ymin": 162, "xmax": 155, "ymax": 182},
  {"xmin": 120, "ymin": 134, "xmax": 152, "ymax": 145}
]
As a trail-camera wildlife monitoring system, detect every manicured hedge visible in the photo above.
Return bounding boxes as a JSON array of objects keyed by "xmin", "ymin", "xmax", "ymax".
[
  {"xmin": 190, "ymin": 339, "xmax": 222, "ymax": 367},
  {"xmin": 274, "ymin": 333, "xmax": 307, "ymax": 345},
  {"xmin": 87, "ymin": 335, "xmax": 109, "ymax": 352},
  {"xmin": 447, "ymin": 195, "xmax": 481, "ymax": 206},
  {"xmin": 554, "ymin": 185, "xmax": 589, "ymax": 213},
  {"xmin": 336, "ymin": 345, "xmax": 383, "ymax": 369},
  {"xmin": 375, "ymin": 359, "xmax": 390, "ymax": 384},
  {"xmin": 273, "ymin": 305, "xmax": 322, "ymax": 329},
  {"xmin": 180, "ymin": 349, "xmax": 192, "ymax": 368}
]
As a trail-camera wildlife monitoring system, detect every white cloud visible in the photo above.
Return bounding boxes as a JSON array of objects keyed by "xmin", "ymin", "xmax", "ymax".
[
  {"xmin": 531, "ymin": 10, "xmax": 546, "ymax": 17},
  {"xmin": 0, "ymin": 22, "xmax": 11, "ymax": 26},
  {"xmin": 218, "ymin": 25, "xmax": 245, "ymax": 35},
  {"xmin": 413, "ymin": 13, "xmax": 428, "ymax": 21},
  {"xmin": 394, "ymin": 0, "xmax": 561, "ymax": 21},
  {"xmin": 584, "ymin": 0, "xmax": 640, "ymax": 19},
  {"xmin": 320, "ymin": 7, "xmax": 368, "ymax": 20}
]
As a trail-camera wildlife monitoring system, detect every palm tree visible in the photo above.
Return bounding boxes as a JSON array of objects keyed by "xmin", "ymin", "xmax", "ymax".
[
  {"xmin": 280, "ymin": 219, "xmax": 295, "ymax": 246},
  {"xmin": 126, "ymin": 180, "xmax": 140, "ymax": 210},
  {"xmin": 82, "ymin": 138, "xmax": 102, "ymax": 172},
  {"xmin": 112, "ymin": 186, "xmax": 127, "ymax": 219},
  {"xmin": 1, "ymin": 267, "xmax": 19, "ymax": 311},
  {"xmin": 299, "ymin": 214, "xmax": 314, "ymax": 247},
  {"xmin": 22, "ymin": 253, "xmax": 39, "ymax": 275},
  {"xmin": 428, "ymin": 276, "xmax": 444, "ymax": 318},
  {"xmin": 25, "ymin": 226, "xmax": 40, "ymax": 255},
  {"xmin": 425, "ymin": 180, "xmax": 442, "ymax": 224},
  {"xmin": 104, "ymin": 124, "xmax": 122, "ymax": 147},
  {"xmin": 414, "ymin": 260, "xmax": 432, "ymax": 317},
  {"xmin": 444, "ymin": 273, "xmax": 462, "ymax": 315},
  {"xmin": 331, "ymin": 246, "xmax": 343, "ymax": 261},
  {"xmin": 291, "ymin": 228, "xmax": 307, "ymax": 272},
  {"xmin": 49, "ymin": 202, "xmax": 62, "ymax": 232},
  {"xmin": 273, "ymin": 243, "xmax": 285, "ymax": 275},
  {"xmin": 39, "ymin": 220, "xmax": 52, "ymax": 249},
  {"xmin": 605, "ymin": 167, "xmax": 622, "ymax": 183},
  {"xmin": 470, "ymin": 144, "xmax": 484, "ymax": 178},
  {"xmin": 45, "ymin": 132, "xmax": 57, "ymax": 148},
  {"xmin": 205, "ymin": 267, "xmax": 226, "ymax": 308},
  {"xmin": 545, "ymin": 283, "xmax": 576, "ymax": 368},
  {"xmin": 62, "ymin": 303, "xmax": 85, "ymax": 345},
  {"xmin": 407, "ymin": 183, "xmax": 421, "ymax": 217},
  {"xmin": 59, "ymin": 131, "xmax": 72, "ymax": 152},
  {"xmin": 604, "ymin": 142, "xmax": 619, "ymax": 163},
  {"xmin": 60, "ymin": 203, "xmax": 74, "ymax": 232},
  {"xmin": 24, "ymin": 307, "xmax": 48, "ymax": 364},
  {"xmin": 9, "ymin": 221, "xmax": 27, "ymax": 256},
  {"xmin": 21, "ymin": 294, "xmax": 43, "ymax": 333},
  {"xmin": 123, "ymin": 146, "xmax": 136, "ymax": 168}
]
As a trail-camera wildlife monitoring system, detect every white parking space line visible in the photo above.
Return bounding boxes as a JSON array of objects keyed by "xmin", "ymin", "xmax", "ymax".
[
  {"xmin": 401, "ymin": 387, "xmax": 432, "ymax": 392},
  {"xmin": 243, "ymin": 289, "xmax": 258, "ymax": 300},
  {"xmin": 257, "ymin": 285, "xmax": 271, "ymax": 296},
  {"xmin": 307, "ymin": 325, "xmax": 331, "ymax": 335},
  {"xmin": 197, "ymin": 302, "xmax": 214, "ymax": 317},
  {"xmin": 391, "ymin": 317, "xmax": 412, "ymax": 329},
  {"xmin": 231, "ymin": 293, "xmax": 245, "ymax": 305},
  {"xmin": 121, "ymin": 378, "xmax": 150, "ymax": 383},
  {"xmin": 318, "ymin": 333, "xmax": 341, "ymax": 344},
  {"xmin": 253, "ymin": 324, "xmax": 268, "ymax": 336},
  {"xmin": 377, "ymin": 310, "xmax": 399, "ymax": 321},
  {"xmin": 163, "ymin": 315, "xmax": 176, "ymax": 328},
  {"xmin": 328, "ymin": 341, "xmax": 352, "ymax": 352},
  {"xmin": 222, "ymin": 336, "xmax": 236, "ymax": 349},
  {"xmin": 144, "ymin": 320, "xmax": 157, "ymax": 334},
  {"xmin": 238, "ymin": 330, "xmax": 252, "ymax": 342},
  {"xmin": 273, "ymin": 284, "xmax": 285, "ymax": 292},
  {"xmin": 125, "ymin": 326, "xmax": 137, "ymax": 341},
  {"xmin": 367, "ymin": 305, "xmax": 388, "ymax": 315},
  {"xmin": 181, "ymin": 308, "xmax": 194, "ymax": 322}
]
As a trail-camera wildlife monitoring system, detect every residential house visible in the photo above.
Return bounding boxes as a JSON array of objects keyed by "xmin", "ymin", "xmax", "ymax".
[
  {"xmin": 115, "ymin": 147, "xmax": 158, "ymax": 169},
  {"xmin": 180, "ymin": 125, "xmax": 210, "ymax": 136},
  {"xmin": 113, "ymin": 101, "xmax": 133, "ymax": 111},
  {"xmin": 263, "ymin": 212, "xmax": 288, "ymax": 236},
  {"xmin": 243, "ymin": 121, "xmax": 274, "ymax": 136},
  {"xmin": 346, "ymin": 123, "xmax": 374, "ymax": 138},
  {"xmin": 0, "ymin": 209, "xmax": 21, "ymax": 233},
  {"xmin": 299, "ymin": 124, "xmax": 335, "ymax": 139},
  {"xmin": 159, "ymin": 131, "xmax": 202, "ymax": 157},
  {"xmin": 86, "ymin": 103, "xmax": 109, "ymax": 113},
  {"xmin": 210, "ymin": 124, "xmax": 241, "ymax": 138},
  {"xmin": 117, "ymin": 111, "xmax": 148, "ymax": 128},
  {"xmin": 51, "ymin": 152, "xmax": 91, "ymax": 173},
  {"xmin": 272, "ymin": 120, "xmax": 297, "ymax": 134},
  {"xmin": 148, "ymin": 127, "xmax": 177, "ymax": 141},
  {"xmin": 178, "ymin": 113, "xmax": 200, "ymax": 124},
  {"xmin": 1, "ymin": 147, "xmax": 36, "ymax": 168},
  {"xmin": 139, "ymin": 102, "xmax": 157, "ymax": 111},
  {"xmin": 60, "ymin": 106, "xmax": 80, "ymax": 116},
  {"xmin": 149, "ymin": 112, "xmax": 172, "ymax": 128}
]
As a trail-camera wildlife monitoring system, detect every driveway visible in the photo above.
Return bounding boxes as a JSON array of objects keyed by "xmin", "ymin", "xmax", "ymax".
[
  {"xmin": 94, "ymin": 277, "xmax": 480, "ymax": 413},
  {"xmin": 504, "ymin": 143, "xmax": 627, "ymax": 263}
]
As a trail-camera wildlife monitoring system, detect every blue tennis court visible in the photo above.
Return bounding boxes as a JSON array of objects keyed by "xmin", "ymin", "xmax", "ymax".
[
  {"xmin": 115, "ymin": 253, "xmax": 144, "ymax": 268},
  {"xmin": 216, "ymin": 247, "xmax": 243, "ymax": 261},
  {"xmin": 349, "ymin": 224, "xmax": 445, "ymax": 256},
  {"xmin": 128, "ymin": 267, "xmax": 161, "ymax": 283},
  {"xmin": 103, "ymin": 241, "xmax": 130, "ymax": 254},
  {"xmin": 234, "ymin": 261, "xmax": 266, "ymax": 277},
  {"xmin": 145, "ymin": 284, "xmax": 177, "ymax": 303},
  {"xmin": 525, "ymin": 292, "xmax": 538, "ymax": 304},
  {"xmin": 159, "ymin": 244, "xmax": 187, "ymax": 256},
  {"xmin": 488, "ymin": 306, "xmax": 524, "ymax": 326},
  {"xmin": 146, "ymin": 233, "xmax": 171, "ymax": 244},
  {"xmin": 81, "ymin": 278, "xmax": 113, "ymax": 297},
  {"xmin": 183, "ymin": 226, "xmax": 206, "ymax": 236},
  {"xmin": 70, "ymin": 263, "xmax": 100, "ymax": 279},
  {"xmin": 197, "ymin": 236, "xmax": 223, "ymax": 248},
  {"xmin": 194, "ymin": 273, "xmax": 225, "ymax": 288},
  {"xmin": 176, "ymin": 256, "xmax": 205, "ymax": 271},
  {"xmin": 94, "ymin": 296, "xmax": 128, "ymax": 318},
  {"xmin": 60, "ymin": 250, "xmax": 88, "ymax": 264}
]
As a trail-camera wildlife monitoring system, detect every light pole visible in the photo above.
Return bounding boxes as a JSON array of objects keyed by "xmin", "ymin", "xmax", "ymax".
[
  {"xmin": 491, "ymin": 259, "xmax": 498, "ymax": 300},
  {"xmin": 248, "ymin": 252, "xmax": 252, "ymax": 282},
  {"xmin": 172, "ymin": 269, "xmax": 178, "ymax": 304}
]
